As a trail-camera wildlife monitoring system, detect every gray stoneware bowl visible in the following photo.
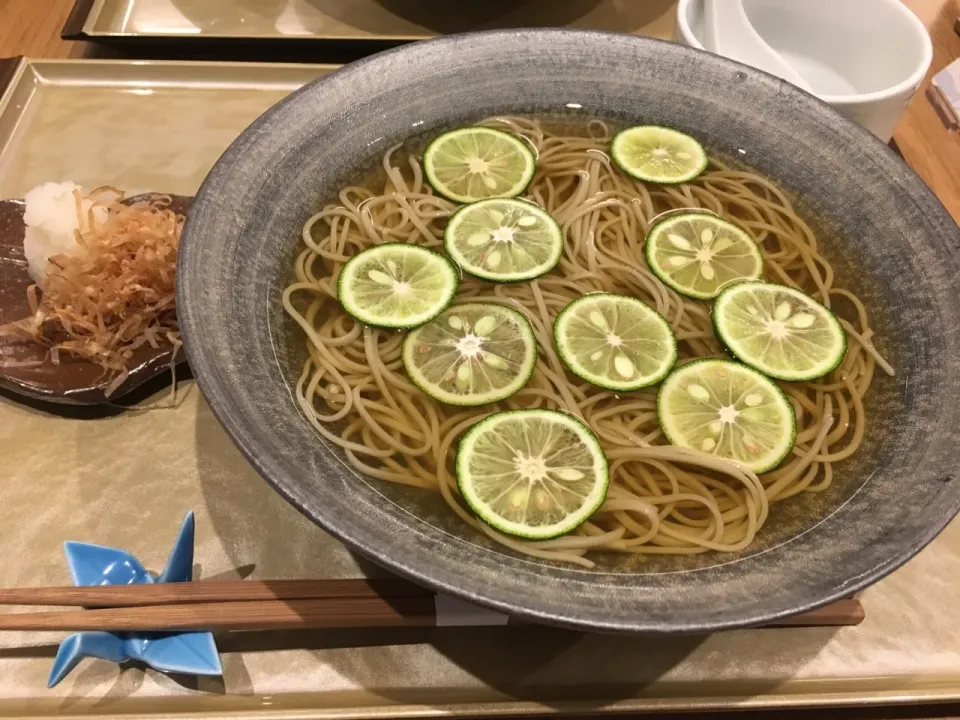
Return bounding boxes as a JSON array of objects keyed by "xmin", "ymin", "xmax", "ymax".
[{"xmin": 178, "ymin": 29, "xmax": 960, "ymax": 633}]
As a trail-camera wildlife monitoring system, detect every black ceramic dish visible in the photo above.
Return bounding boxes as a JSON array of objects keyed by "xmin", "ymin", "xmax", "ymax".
[
  {"xmin": 178, "ymin": 30, "xmax": 960, "ymax": 633},
  {"xmin": 0, "ymin": 194, "xmax": 190, "ymax": 404}
]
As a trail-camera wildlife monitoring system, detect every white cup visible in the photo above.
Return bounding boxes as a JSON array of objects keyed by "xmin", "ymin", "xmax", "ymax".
[{"xmin": 675, "ymin": 0, "xmax": 933, "ymax": 142}]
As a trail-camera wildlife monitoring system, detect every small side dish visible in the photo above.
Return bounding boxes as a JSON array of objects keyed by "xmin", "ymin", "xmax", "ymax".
[{"xmin": 0, "ymin": 182, "xmax": 190, "ymax": 403}]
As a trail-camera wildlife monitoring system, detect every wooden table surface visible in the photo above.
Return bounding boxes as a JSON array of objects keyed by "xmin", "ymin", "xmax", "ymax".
[
  {"xmin": 0, "ymin": 1, "xmax": 959, "ymax": 719},
  {"xmin": 894, "ymin": 0, "xmax": 960, "ymax": 222}
]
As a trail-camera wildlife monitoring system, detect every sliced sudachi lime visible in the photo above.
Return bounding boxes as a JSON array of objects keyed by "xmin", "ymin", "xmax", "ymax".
[
  {"xmin": 402, "ymin": 302, "xmax": 537, "ymax": 406},
  {"xmin": 611, "ymin": 125, "xmax": 708, "ymax": 184},
  {"xmin": 337, "ymin": 243, "xmax": 458, "ymax": 328},
  {"xmin": 444, "ymin": 198, "xmax": 563, "ymax": 282},
  {"xmin": 423, "ymin": 127, "xmax": 536, "ymax": 204},
  {"xmin": 554, "ymin": 293, "xmax": 677, "ymax": 391},
  {"xmin": 657, "ymin": 359, "xmax": 796, "ymax": 473},
  {"xmin": 456, "ymin": 409, "xmax": 609, "ymax": 539},
  {"xmin": 713, "ymin": 281, "xmax": 846, "ymax": 381},
  {"xmin": 645, "ymin": 212, "xmax": 763, "ymax": 300}
]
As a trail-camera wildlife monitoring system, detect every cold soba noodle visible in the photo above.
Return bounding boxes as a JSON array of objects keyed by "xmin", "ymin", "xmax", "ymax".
[{"xmin": 282, "ymin": 116, "xmax": 891, "ymax": 568}]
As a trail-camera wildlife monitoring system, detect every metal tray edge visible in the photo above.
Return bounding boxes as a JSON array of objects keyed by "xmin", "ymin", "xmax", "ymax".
[
  {"xmin": 5, "ymin": 679, "xmax": 960, "ymax": 719},
  {"xmin": 0, "ymin": 57, "xmax": 27, "ymax": 102},
  {"xmin": 17, "ymin": 57, "xmax": 340, "ymax": 90},
  {"xmin": 61, "ymin": 0, "xmax": 99, "ymax": 39}
]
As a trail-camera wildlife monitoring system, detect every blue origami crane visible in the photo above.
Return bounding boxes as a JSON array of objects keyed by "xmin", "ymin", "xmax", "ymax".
[{"xmin": 48, "ymin": 512, "xmax": 223, "ymax": 687}]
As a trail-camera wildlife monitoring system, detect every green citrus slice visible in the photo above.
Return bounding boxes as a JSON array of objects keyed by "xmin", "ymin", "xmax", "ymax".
[
  {"xmin": 713, "ymin": 281, "xmax": 847, "ymax": 381},
  {"xmin": 645, "ymin": 212, "xmax": 763, "ymax": 300},
  {"xmin": 611, "ymin": 125, "xmax": 708, "ymax": 184},
  {"xmin": 554, "ymin": 293, "xmax": 677, "ymax": 391},
  {"xmin": 657, "ymin": 359, "xmax": 796, "ymax": 473},
  {"xmin": 423, "ymin": 127, "xmax": 536, "ymax": 203},
  {"xmin": 337, "ymin": 243, "xmax": 458, "ymax": 328},
  {"xmin": 456, "ymin": 409, "xmax": 609, "ymax": 539},
  {"xmin": 402, "ymin": 302, "xmax": 536, "ymax": 406},
  {"xmin": 444, "ymin": 198, "xmax": 563, "ymax": 282}
]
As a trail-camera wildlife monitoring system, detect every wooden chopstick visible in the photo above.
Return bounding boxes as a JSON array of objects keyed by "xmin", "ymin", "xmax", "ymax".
[
  {"xmin": 0, "ymin": 597, "xmax": 440, "ymax": 632},
  {"xmin": 0, "ymin": 578, "xmax": 431, "ymax": 608},
  {"xmin": 762, "ymin": 598, "xmax": 864, "ymax": 628},
  {"xmin": 0, "ymin": 577, "xmax": 865, "ymax": 632},
  {"xmin": 0, "ymin": 596, "xmax": 863, "ymax": 632}
]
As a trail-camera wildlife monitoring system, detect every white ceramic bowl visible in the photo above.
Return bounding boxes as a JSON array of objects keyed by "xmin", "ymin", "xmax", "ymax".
[{"xmin": 675, "ymin": 0, "xmax": 932, "ymax": 141}]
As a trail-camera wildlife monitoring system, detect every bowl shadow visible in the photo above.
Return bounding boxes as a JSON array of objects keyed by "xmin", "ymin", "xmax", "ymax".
[
  {"xmin": 160, "ymin": 0, "xmax": 676, "ymax": 37},
  {"xmin": 193, "ymin": 396, "xmax": 842, "ymax": 708},
  {"xmin": 305, "ymin": 0, "xmax": 636, "ymax": 35}
]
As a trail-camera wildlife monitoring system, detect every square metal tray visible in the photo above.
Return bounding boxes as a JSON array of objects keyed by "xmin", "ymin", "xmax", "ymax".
[
  {"xmin": 1, "ymin": 56, "xmax": 959, "ymax": 719},
  {"xmin": 62, "ymin": 0, "xmax": 679, "ymax": 48}
]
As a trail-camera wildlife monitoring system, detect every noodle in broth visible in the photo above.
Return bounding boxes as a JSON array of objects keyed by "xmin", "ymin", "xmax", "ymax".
[{"xmin": 282, "ymin": 116, "xmax": 891, "ymax": 568}]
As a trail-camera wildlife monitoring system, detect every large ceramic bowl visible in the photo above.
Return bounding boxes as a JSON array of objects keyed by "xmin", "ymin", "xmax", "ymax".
[{"xmin": 178, "ymin": 30, "xmax": 960, "ymax": 633}]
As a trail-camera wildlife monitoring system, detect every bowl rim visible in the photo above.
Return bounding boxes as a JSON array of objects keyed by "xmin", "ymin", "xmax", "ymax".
[{"xmin": 178, "ymin": 28, "xmax": 960, "ymax": 633}]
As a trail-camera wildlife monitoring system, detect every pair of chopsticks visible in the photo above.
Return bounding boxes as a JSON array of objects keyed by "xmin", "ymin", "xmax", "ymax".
[{"xmin": 0, "ymin": 578, "xmax": 863, "ymax": 632}]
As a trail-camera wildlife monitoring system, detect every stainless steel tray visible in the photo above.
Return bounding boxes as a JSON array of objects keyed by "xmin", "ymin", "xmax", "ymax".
[
  {"xmin": 1, "ymin": 56, "xmax": 959, "ymax": 719},
  {"xmin": 62, "ymin": 0, "xmax": 679, "ymax": 45}
]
